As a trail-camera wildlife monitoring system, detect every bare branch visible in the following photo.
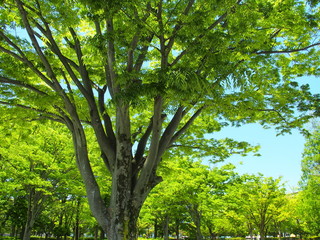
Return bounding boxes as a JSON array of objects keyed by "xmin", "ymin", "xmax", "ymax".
[
  {"xmin": 106, "ymin": 18, "xmax": 118, "ymax": 94},
  {"xmin": 69, "ymin": 28, "xmax": 90, "ymax": 89},
  {"xmin": 134, "ymin": 96, "xmax": 163, "ymax": 196},
  {"xmin": 133, "ymin": 34, "xmax": 154, "ymax": 72}
]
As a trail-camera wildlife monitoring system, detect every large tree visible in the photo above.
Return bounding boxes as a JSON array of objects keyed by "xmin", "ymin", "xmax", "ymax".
[{"xmin": 0, "ymin": 0, "xmax": 319, "ymax": 239}]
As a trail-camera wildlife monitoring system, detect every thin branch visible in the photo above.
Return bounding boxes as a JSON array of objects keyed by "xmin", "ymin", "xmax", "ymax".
[
  {"xmin": 0, "ymin": 44, "xmax": 54, "ymax": 88},
  {"xmin": 256, "ymin": 42, "xmax": 320, "ymax": 55},
  {"xmin": 0, "ymin": 100, "xmax": 64, "ymax": 123},
  {"xmin": 166, "ymin": 0, "xmax": 195, "ymax": 53},
  {"xmin": 0, "ymin": 45, "xmax": 27, "ymax": 63},
  {"xmin": 133, "ymin": 34, "xmax": 154, "ymax": 72},
  {"xmin": 126, "ymin": 6, "xmax": 142, "ymax": 72},
  {"xmin": 106, "ymin": 18, "xmax": 118, "ymax": 94},
  {"xmin": 16, "ymin": 0, "xmax": 56, "ymax": 81},
  {"xmin": 170, "ymin": 49, "xmax": 187, "ymax": 66},
  {"xmin": 69, "ymin": 27, "xmax": 93, "ymax": 95},
  {"xmin": 249, "ymin": 107, "xmax": 288, "ymax": 122},
  {"xmin": 170, "ymin": 0, "xmax": 242, "ymax": 66},
  {"xmin": 0, "ymin": 76, "xmax": 48, "ymax": 95}
]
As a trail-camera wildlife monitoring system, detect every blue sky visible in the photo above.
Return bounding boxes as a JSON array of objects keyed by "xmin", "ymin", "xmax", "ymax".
[
  {"xmin": 213, "ymin": 124, "xmax": 306, "ymax": 192},
  {"xmin": 211, "ymin": 76, "xmax": 320, "ymax": 192}
]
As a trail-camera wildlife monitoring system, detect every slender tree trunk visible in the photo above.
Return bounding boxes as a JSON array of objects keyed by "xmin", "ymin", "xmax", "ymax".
[
  {"xmin": 154, "ymin": 218, "xmax": 158, "ymax": 239},
  {"xmin": 163, "ymin": 215, "xmax": 169, "ymax": 240},
  {"xmin": 23, "ymin": 223, "xmax": 32, "ymax": 240},
  {"xmin": 94, "ymin": 226, "xmax": 98, "ymax": 240},
  {"xmin": 23, "ymin": 189, "xmax": 43, "ymax": 240},
  {"xmin": 10, "ymin": 224, "xmax": 15, "ymax": 238},
  {"xmin": 259, "ymin": 218, "xmax": 266, "ymax": 240},
  {"xmin": 189, "ymin": 204, "xmax": 203, "ymax": 240},
  {"xmin": 74, "ymin": 198, "xmax": 81, "ymax": 240},
  {"xmin": 175, "ymin": 218, "xmax": 180, "ymax": 240}
]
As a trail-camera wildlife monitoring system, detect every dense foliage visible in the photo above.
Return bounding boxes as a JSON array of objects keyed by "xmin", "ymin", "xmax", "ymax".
[
  {"xmin": 0, "ymin": 122, "xmax": 320, "ymax": 239},
  {"xmin": 0, "ymin": 0, "xmax": 320, "ymax": 239}
]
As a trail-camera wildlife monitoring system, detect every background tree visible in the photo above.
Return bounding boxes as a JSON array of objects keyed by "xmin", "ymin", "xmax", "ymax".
[
  {"xmin": 0, "ymin": 0, "xmax": 319, "ymax": 239},
  {"xmin": 279, "ymin": 192, "xmax": 306, "ymax": 238},
  {"xmin": 297, "ymin": 125, "xmax": 320, "ymax": 235},
  {"xmin": 0, "ymin": 122, "xmax": 86, "ymax": 240},
  {"xmin": 225, "ymin": 174, "xmax": 287, "ymax": 240},
  {"xmin": 140, "ymin": 158, "xmax": 238, "ymax": 239}
]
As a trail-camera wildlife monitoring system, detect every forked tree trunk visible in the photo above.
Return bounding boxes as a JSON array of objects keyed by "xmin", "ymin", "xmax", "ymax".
[{"xmin": 68, "ymin": 106, "xmax": 157, "ymax": 240}]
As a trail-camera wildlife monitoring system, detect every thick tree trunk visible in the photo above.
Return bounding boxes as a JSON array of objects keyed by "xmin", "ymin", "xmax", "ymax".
[
  {"xmin": 259, "ymin": 218, "xmax": 266, "ymax": 240},
  {"xmin": 105, "ymin": 104, "xmax": 146, "ymax": 240},
  {"xmin": 68, "ymin": 98, "xmax": 166, "ymax": 239},
  {"xmin": 23, "ymin": 224, "xmax": 32, "ymax": 240}
]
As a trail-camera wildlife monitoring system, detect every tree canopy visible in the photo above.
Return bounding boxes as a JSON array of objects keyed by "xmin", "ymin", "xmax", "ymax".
[{"xmin": 1, "ymin": 0, "xmax": 319, "ymax": 239}]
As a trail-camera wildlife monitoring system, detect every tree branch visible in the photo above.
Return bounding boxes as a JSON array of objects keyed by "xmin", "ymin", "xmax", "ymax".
[
  {"xmin": 134, "ymin": 96, "xmax": 163, "ymax": 197},
  {"xmin": 0, "ymin": 76, "xmax": 48, "ymax": 95},
  {"xmin": 106, "ymin": 17, "xmax": 118, "ymax": 95},
  {"xmin": 133, "ymin": 34, "xmax": 154, "ymax": 72},
  {"xmin": 0, "ymin": 100, "xmax": 64, "ymax": 123},
  {"xmin": 256, "ymin": 42, "xmax": 320, "ymax": 55},
  {"xmin": 0, "ymin": 47, "xmax": 55, "ymax": 90},
  {"xmin": 166, "ymin": 0, "xmax": 195, "ymax": 54},
  {"xmin": 157, "ymin": 106, "xmax": 184, "ymax": 158},
  {"xmin": 134, "ymin": 120, "xmax": 153, "ymax": 164},
  {"xmin": 170, "ymin": 0, "xmax": 242, "ymax": 66},
  {"xmin": 15, "ymin": 0, "xmax": 57, "ymax": 81},
  {"xmin": 170, "ymin": 106, "xmax": 206, "ymax": 145},
  {"xmin": 69, "ymin": 27, "xmax": 116, "ymax": 170}
]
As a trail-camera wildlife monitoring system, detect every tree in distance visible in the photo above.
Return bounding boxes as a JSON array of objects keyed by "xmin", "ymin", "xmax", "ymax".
[{"xmin": 0, "ymin": 0, "xmax": 319, "ymax": 239}]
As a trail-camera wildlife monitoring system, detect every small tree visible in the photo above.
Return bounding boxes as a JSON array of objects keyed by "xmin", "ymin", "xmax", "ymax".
[{"xmin": 225, "ymin": 174, "xmax": 287, "ymax": 240}]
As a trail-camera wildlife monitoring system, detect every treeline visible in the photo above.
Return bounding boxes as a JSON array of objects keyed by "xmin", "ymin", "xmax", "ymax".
[{"xmin": 0, "ymin": 123, "xmax": 319, "ymax": 240}]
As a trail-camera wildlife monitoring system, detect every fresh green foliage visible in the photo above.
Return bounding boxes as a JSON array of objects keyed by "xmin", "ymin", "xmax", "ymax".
[
  {"xmin": 224, "ymin": 174, "xmax": 287, "ymax": 240},
  {"xmin": 296, "ymin": 125, "xmax": 320, "ymax": 235},
  {"xmin": 0, "ymin": 0, "xmax": 319, "ymax": 238}
]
